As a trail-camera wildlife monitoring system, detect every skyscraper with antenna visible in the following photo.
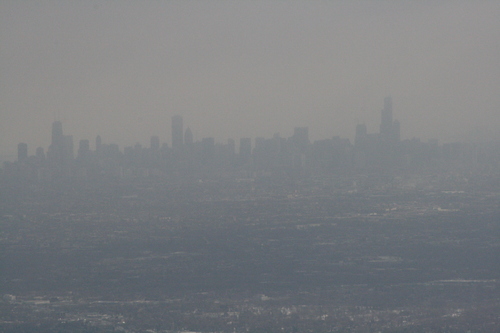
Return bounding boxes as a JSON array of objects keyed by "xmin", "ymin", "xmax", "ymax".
[
  {"xmin": 380, "ymin": 97, "xmax": 393, "ymax": 142},
  {"xmin": 379, "ymin": 97, "xmax": 400, "ymax": 144}
]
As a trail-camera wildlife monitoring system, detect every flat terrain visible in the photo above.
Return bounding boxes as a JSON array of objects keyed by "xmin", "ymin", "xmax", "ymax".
[{"xmin": 1, "ymin": 180, "xmax": 500, "ymax": 332}]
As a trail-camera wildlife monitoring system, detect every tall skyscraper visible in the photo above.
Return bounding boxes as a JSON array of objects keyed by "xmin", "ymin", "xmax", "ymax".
[
  {"xmin": 172, "ymin": 115, "xmax": 183, "ymax": 152},
  {"xmin": 51, "ymin": 121, "xmax": 63, "ymax": 148},
  {"xmin": 95, "ymin": 135, "xmax": 102, "ymax": 153},
  {"xmin": 48, "ymin": 121, "xmax": 64, "ymax": 165},
  {"xmin": 380, "ymin": 97, "xmax": 393, "ymax": 142},
  {"xmin": 378, "ymin": 96, "xmax": 401, "ymax": 145},
  {"xmin": 46, "ymin": 121, "xmax": 73, "ymax": 179}
]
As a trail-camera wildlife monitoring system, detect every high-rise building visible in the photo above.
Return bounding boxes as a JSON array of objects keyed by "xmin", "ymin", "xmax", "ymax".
[
  {"xmin": 46, "ymin": 121, "xmax": 73, "ymax": 179},
  {"xmin": 48, "ymin": 121, "xmax": 64, "ymax": 165},
  {"xmin": 51, "ymin": 121, "xmax": 63, "ymax": 148},
  {"xmin": 172, "ymin": 115, "xmax": 183, "ymax": 152},
  {"xmin": 95, "ymin": 135, "xmax": 102, "ymax": 153},
  {"xmin": 380, "ymin": 97, "xmax": 393, "ymax": 141},
  {"xmin": 379, "ymin": 97, "xmax": 401, "ymax": 144}
]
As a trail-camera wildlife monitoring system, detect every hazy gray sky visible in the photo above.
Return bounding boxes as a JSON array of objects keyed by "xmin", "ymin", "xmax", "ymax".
[{"xmin": 1, "ymin": 1, "xmax": 500, "ymax": 155}]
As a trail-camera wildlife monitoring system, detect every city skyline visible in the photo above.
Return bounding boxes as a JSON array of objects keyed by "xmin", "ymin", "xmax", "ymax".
[
  {"xmin": 5, "ymin": 95, "xmax": 498, "ymax": 161},
  {"xmin": 12, "ymin": 97, "xmax": 400, "ymax": 157},
  {"xmin": 2, "ymin": 2, "xmax": 500, "ymax": 156},
  {"xmin": 7, "ymin": 94, "xmax": 498, "ymax": 185}
]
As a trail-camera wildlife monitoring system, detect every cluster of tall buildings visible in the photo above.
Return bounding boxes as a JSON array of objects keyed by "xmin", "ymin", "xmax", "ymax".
[
  {"xmin": 355, "ymin": 97, "xmax": 399, "ymax": 148},
  {"xmin": 4, "ymin": 97, "xmax": 500, "ymax": 186}
]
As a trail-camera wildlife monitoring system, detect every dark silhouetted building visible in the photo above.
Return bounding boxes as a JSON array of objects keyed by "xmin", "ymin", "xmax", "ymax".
[
  {"xmin": 380, "ymin": 97, "xmax": 393, "ymax": 142},
  {"xmin": 47, "ymin": 121, "xmax": 65, "ymax": 165},
  {"xmin": 379, "ymin": 97, "xmax": 401, "ymax": 145},
  {"xmin": 51, "ymin": 121, "xmax": 63, "ymax": 147}
]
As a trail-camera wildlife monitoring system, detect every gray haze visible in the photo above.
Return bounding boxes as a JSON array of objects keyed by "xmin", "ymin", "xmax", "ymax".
[{"xmin": 1, "ymin": 1, "xmax": 500, "ymax": 156}]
